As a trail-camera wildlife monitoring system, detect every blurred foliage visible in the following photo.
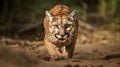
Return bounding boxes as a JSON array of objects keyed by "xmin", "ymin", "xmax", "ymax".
[
  {"xmin": 99, "ymin": 0, "xmax": 117, "ymax": 19},
  {"xmin": 98, "ymin": 0, "xmax": 120, "ymax": 30},
  {"xmin": 0, "ymin": 0, "xmax": 85, "ymax": 25},
  {"xmin": 0, "ymin": 0, "xmax": 120, "ymax": 29},
  {"xmin": 110, "ymin": 18, "xmax": 120, "ymax": 30}
]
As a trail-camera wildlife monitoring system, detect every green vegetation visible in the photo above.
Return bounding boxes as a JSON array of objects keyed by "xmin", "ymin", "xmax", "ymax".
[
  {"xmin": 99, "ymin": 0, "xmax": 120, "ymax": 30},
  {"xmin": 0, "ymin": 0, "xmax": 120, "ymax": 30}
]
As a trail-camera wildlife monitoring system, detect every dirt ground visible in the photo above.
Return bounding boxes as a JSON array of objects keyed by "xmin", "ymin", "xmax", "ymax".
[{"xmin": 0, "ymin": 29, "xmax": 120, "ymax": 67}]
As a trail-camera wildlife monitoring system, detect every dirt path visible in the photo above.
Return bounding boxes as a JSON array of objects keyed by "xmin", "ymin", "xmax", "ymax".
[{"xmin": 0, "ymin": 30, "xmax": 120, "ymax": 67}]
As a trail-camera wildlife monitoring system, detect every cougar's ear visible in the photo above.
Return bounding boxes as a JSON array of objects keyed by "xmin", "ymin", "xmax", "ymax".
[
  {"xmin": 45, "ymin": 10, "xmax": 53, "ymax": 22},
  {"xmin": 69, "ymin": 10, "xmax": 77, "ymax": 21}
]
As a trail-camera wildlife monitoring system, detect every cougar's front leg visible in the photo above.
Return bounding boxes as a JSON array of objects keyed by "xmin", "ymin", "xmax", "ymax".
[
  {"xmin": 61, "ymin": 46, "xmax": 69, "ymax": 59},
  {"xmin": 45, "ymin": 42, "xmax": 64, "ymax": 60},
  {"xmin": 65, "ymin": 39, "xmax": 76, "ymax": 58}
]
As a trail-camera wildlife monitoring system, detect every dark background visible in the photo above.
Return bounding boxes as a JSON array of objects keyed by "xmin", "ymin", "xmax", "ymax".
[{"xmin": 0, "ymin": 0, "xmax": 120, "ymax": 39}]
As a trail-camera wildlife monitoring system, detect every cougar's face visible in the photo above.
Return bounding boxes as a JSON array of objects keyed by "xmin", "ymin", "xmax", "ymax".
[
  {"xmin": 45, "ymin": 10, "xmax": 77, "ymax": 41},
  {"xmin": 49, "ymin": 16, "xmax": 75, "ymax": 41}
]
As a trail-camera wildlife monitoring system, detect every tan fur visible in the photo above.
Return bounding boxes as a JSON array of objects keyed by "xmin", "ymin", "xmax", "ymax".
[
  {"xmin": 49, "ymin": 5, "xmax": 70, "ymax": 16},
  {"xmin": 43, "ymin": 5, "xmax": 78, "ymax": 60}
]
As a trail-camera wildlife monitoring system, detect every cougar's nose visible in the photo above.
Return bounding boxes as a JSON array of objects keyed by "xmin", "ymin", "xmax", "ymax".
[{"xmin": 59, "ymin": 29, "xmax": 65, "ymax": 37}]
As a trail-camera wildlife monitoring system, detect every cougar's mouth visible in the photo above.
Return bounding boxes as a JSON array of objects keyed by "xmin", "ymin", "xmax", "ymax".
[{"xmin": 55, "ymin": 33, "xmax": 69, "ymax": 41}]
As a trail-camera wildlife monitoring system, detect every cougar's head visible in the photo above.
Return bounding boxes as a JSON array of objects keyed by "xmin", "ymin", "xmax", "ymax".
[{"xmin": 45, "ymin": 10, "xmax": 77, "ymax": 41}]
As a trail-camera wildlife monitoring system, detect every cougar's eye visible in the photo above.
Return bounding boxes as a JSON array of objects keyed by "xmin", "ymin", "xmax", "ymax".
[
  {"xmin": 65, "ymin": 24, "xmax": 72, "ymax": 28},
  {"xmin": 53, "ymin": 25, "xmax": 59, "ymax": 28}
]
